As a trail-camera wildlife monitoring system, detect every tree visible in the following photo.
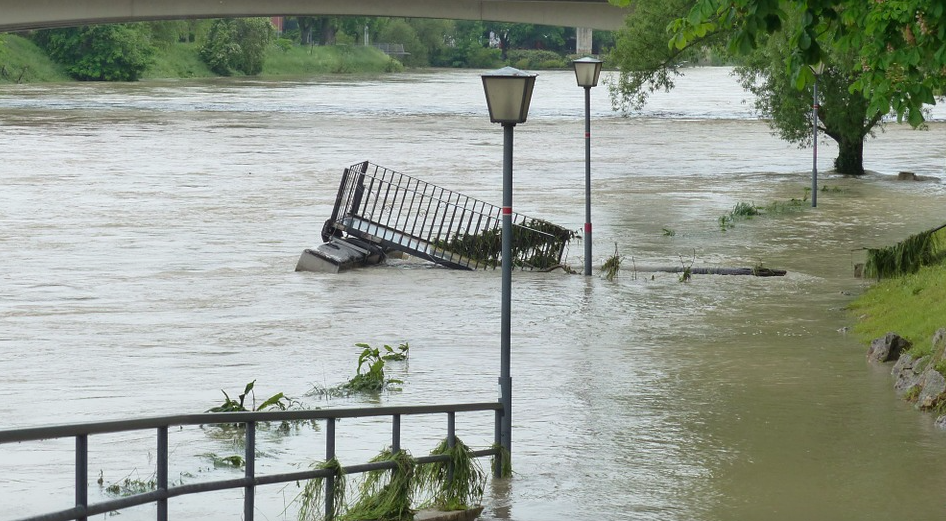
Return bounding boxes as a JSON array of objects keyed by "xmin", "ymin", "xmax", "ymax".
[
  {"xmin": 660, "ymin": 0, "xmax": 946, "ymax": 127},
  {"xmin": 735, "ymin": 28, "xmax": 881, "ymax": 175},
  {"xmin": 609, "ymin": 1, "xmax": 888, "ymax": 175},
  {"xmin": 33, "ymin": 24, "xmax": 154, "ymax": 81},
  {"xmin": 199, "ymin": 18, "xmax": 274, "ymax": 76}
]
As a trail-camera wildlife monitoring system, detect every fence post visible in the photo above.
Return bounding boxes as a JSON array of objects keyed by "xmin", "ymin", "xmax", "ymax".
[
  {"xmin": 325, "ymin": 417, "xmax": 336, "ymax": 521},
  {"xmin": 392, "ymin": 414, "xmax": 401, "ymax": 454},
  {"xmin": 447, "ymin": 412, "xmax": 456, "ymax": 484},
  {"xmin": 493, "ymin": 409, "xmax": 503, "ymax": 478},
  {"xmin": 244, "ymin": 421, "xmax": 256, "ymax": 521},
  {"xmin": 76, "ymin": 434, "xmax": 88, "ymax": 521},
  {"xmin": 157, "ymin": 426, "xmax": 169, "ymax": 521}
]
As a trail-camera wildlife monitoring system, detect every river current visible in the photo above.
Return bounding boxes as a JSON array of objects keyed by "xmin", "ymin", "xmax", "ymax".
[{"xmin": 2, "ymin": 67, "xmax": 946, "ymax": 520}]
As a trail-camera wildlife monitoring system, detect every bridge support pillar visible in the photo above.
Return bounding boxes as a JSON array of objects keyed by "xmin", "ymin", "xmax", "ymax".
[{"xmin": 576, "ymin": 27, "xmax": 593, "ymax": 55}]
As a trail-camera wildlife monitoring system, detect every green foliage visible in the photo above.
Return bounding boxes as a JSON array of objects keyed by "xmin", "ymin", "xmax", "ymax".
[
  {"xmin": 311, "ymin": 343, "xmax": 407, "ymax": 397},
  {"xmin": 609, "ymin": 0, "xmax": 722, "ymax": 112},
  {"xmin": 0, "ymin": 34, "xmax": 70, "ymax": 83},
  {"xmin": 33, "ymin": 24, "xmax": 155, "ymax": 81},
  {"xmin": 207, "ymin": 380, "xmax": 291, "ymax": 413},
  {"xmin": 434, "ymin": 219, "xmax": 575, "ymax": 270},
  {"xmin": 415, "ymin": 438, "xmax": 485, "ymax": 511},
  {"xmin": 602, "ymin": 243, "xmax": 623, "ymax": 281},
  {"xmin": 298, "ymin": 458, "xmax": 347, "ymax": 521},
  {"xmin": 201, "ymin": 452, "xmax": 245, "ymax": 468},
  {"xmin": 491, "ymin": 443, "xmax": 512, "ymax": 479},
  {"xmin": 343, "ymin": 449, "xmax": 415, "ymax": 521},
  {"xmin": 662, "ymin": 228, "xmax": 676, "ymax": 237},
  {"xmin": 381, "ymin": 342, "xmax": 410, "ymax": 362},
  {"xmin": 668, "ymin": 0, "xmax": 946, "ymax": 127},
  {"xmin": 864, "ymin": 226, "xmax": 946, "ymax": 280},
  {"xmin": 199, "ymin": 18, "xmax": 275, "ymax": 75},
  {"xmin": 506, "ymin": 49, "xmax": 567, "ymax": 69}
]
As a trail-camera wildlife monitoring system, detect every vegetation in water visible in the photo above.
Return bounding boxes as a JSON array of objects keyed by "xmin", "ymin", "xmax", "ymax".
[
  {"xmin": 491, "ymin": 443, "xmax": 512, "ymax": 479},
  {"xmin": 343, "ymin": 449, "xmax": 415, "ymax": 521},
  {"xmin": 297, "ymin": 458, "xmax": 347, "ymax": 521},
  {"xmin": 415, "ymin": 438, "xmax": 486, "ymax": 511},
  {"xmin": 103, "ymin": 473, "xmax": 156, "ymax": 497},
  {"xmin": 433, "ymin": 219, "xmax": 575, "ymax": 270},
  {"xmin": 311, "ymin": 343, "xmax": 408, "ymax": 397},
  {"xmin": 200, "ymin": 452, "xmax": 245, "ymax": 469},
  {"xmin": 662, "ymin": 228, "xmax": 676, "ymax": 237},
  {"xmin": 602, "ymin": 243, "xmax": 623, "ymax": 282},
  {"xmin": 207, "ymin": 380, "xmax": 293, "ymax": 413},
  {"xmin": 381, "ymin": 342, "xmax": 410, "ymax": 362}
]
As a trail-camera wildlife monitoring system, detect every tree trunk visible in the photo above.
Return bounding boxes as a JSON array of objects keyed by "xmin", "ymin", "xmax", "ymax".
[
  {"xmin": 835, "ymin": 136, "xmax": 865, "ymax": 176},
  {"xmin": 319, "ymin": 19, "xmax": 336, "ymax": 46}
]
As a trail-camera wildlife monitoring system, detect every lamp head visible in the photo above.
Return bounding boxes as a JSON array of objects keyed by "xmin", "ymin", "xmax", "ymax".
[
  {"xmin": 481, "ymin": 67, "xmax": 538, "ymax": 124},
  {"xmin": 573, "ymin": 57, "xmax": 603, "ymax": 88}
]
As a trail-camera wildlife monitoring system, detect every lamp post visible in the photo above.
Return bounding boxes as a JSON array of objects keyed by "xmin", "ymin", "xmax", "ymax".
[
  {"xmin": 810, "ymin": 62, "xmax": 825, "ymax": 208},
  {"xmin": 573, "ymin": 57, "xmax": 603, "ymax": 276},
  {"xmin": 481, "ymin": 66, "xmax": 537, "ymax": 477}
]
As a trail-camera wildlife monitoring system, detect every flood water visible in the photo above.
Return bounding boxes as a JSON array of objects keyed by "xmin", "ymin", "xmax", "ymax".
[{"xmin": 2, "ymin": 67, "xmax": 946, "ymax": 520}]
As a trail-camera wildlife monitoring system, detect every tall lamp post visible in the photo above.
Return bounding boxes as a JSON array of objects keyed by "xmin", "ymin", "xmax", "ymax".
[
  {"xmin": 481, "ymin": 66, "xmax": 537, "ymax": 477},
  {"xmin": 573, "ymin": 57, "xmax": 603, "ymax": 276},
  {"xmin": 810, "ymin": 62, "xmax": 825, "ymax": 208}
]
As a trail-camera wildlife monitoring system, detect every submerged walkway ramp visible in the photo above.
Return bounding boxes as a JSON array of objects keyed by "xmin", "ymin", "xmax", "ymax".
[{"xmin": 321, "ymin": 161, "xmax": 574, "ymax": 271}]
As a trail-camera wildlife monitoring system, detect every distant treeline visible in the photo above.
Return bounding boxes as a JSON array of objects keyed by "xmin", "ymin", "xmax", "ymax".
[{"xmin": 0, "ymin": 17, "xmax": 616, "ymax": 82}]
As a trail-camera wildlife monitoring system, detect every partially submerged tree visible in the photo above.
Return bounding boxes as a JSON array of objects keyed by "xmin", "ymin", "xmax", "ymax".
[
  {"xmin": 609, "ymin": 1, "xmax": 887, "ymax": 175},
  {"xmin": 664, "ymin": 0, "xmax": 946, "ymax": 127}
]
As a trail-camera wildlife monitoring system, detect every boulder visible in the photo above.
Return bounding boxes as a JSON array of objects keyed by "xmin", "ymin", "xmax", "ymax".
[
  {"xmin": 898, "ymin": 171, "xmax": 917, "ymax": 181},
  {"xmin": 916, "ymin": 370, "xmax": 946, "ymax": 410},
  {"xmin": 892, "ymin": 354, "xmax": 924, "ymax": 395},
  {"xmin": 933, "ymin": 328, "xmax": 946, "ymax": 359},
  {"xmin": 867, "ymin": 333, "xmax": 910, "ymax": 363}
]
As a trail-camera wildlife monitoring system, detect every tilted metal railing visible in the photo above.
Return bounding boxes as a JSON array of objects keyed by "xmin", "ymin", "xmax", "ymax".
[
  {"xmin": 324, "ymin": 161, "xmax": 574, "ymax": 270},
  {"xmin": 0, "ymin": 402, "xmax": 504, "ymax": 521}
]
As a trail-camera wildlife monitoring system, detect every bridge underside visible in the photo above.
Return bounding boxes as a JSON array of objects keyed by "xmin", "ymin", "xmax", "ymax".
[{"xmin": 0, "ymin": 0, "xmax": 628, "ymax": 33}]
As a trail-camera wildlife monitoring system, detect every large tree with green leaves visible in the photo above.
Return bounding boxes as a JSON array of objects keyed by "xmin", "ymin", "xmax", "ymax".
[
  {"xmin": 610, "ymin": 1, "xmax": 882, "ymax": 175},
  {"xmin": 661, "ymin": 0, "xmax": 946, "ymax": 127},
  {"xmin": 199, "ymin": 18, "xmax": 274, "ymax": 76},
  {"xmin": 33, "ymin": 24, "xmax": 154, "ymax": 81}
]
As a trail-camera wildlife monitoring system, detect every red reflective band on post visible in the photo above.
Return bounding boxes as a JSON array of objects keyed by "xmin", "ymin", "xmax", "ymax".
[
  {"xmin": 502, "ymin": 207, "xmax": 512, "ymax": 215},
  {"xmin": 813, "ymin": 104, "xmax": 820, "ymax": 109},
  {"xmin": 585, "ymin": 132, "xmax": 590, "ymax": 138},
  {"xmin": 584, "ymin": 223, "xmax": 592, "ymax": 233}
]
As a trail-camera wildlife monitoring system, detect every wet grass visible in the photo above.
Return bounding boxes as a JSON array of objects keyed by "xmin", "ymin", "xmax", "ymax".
[{"xmin": 849, "ymin": 261, "xmax": 946, "ymax": 357}]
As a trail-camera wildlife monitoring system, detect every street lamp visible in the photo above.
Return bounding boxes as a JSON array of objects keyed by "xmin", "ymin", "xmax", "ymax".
[
  {"xmin": 573, "ymin": 57, "xmax": 603, "ymax": 276},
  {"xmin": 481, "ymin": 66, "xmax": 537, "ymax": 477},
  {"xmin": 810, "ymin": 62, "xmax": 825, "ymax": 208}
]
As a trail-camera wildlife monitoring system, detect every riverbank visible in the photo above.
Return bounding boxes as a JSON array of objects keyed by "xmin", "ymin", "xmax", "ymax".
[
  {"xmin": 850, "ymin": 227, "xmax": 946, "ymax": 357},
  {"xmin": 0, "ymin": 34, "xmax": 400, "ymax": 83}
]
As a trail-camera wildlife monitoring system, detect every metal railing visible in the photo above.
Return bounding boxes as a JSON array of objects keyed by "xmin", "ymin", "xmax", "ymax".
[
  {"xmin": 325, "ymin": 161, "xmax": 573, "ymax": 270},
  {"xmin": 0, "ymin": 402, "xmax": 504, "ymax": 521}
]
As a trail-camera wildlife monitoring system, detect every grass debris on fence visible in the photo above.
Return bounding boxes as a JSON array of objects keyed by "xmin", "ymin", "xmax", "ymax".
[{"xmin": 864, "ymin": 225, "xmax": 946, "ymax": 279}]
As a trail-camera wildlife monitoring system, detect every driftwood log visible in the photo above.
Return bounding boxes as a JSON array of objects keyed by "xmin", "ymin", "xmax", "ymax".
[{"xmin": 632, "ymin": 266, "xmax": 787, "ymax": 277}]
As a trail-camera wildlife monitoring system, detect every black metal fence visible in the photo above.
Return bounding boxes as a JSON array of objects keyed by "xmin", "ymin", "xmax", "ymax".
[
  {"xmin": 325, "ymin": 161, "xmax": 574, "ymax": 270},
  {"xmin": 0, "ymin": 402, "xmax": 503, "ymax": 521}
]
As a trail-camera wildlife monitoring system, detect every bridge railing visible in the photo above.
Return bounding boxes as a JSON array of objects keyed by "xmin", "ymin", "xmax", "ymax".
[
  {"xmin": 0, "ymin": 402, "xmax": 504, "ymax": 521},
  {"xmin": 327, "ymin": 161, "xmax": 573, "ymax": 270}
]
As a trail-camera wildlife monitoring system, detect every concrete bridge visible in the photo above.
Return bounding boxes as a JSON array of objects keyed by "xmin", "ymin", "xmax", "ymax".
[{"xmin": 0, "ymin": 0, "xmax": 628, "ymax": 33}]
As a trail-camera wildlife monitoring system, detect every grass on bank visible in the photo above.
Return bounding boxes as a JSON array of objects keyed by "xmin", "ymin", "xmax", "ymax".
[
  {"xmin": 2, "ymin": 34, "xmax": 401, "ymax": 83},
  {"xmin": 0, "ymin": 34, "xmax": 70, "ymax": 82},
  {"xmin": 850, "ymin": 226, "xmax": 946, "ymax": 358}
]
